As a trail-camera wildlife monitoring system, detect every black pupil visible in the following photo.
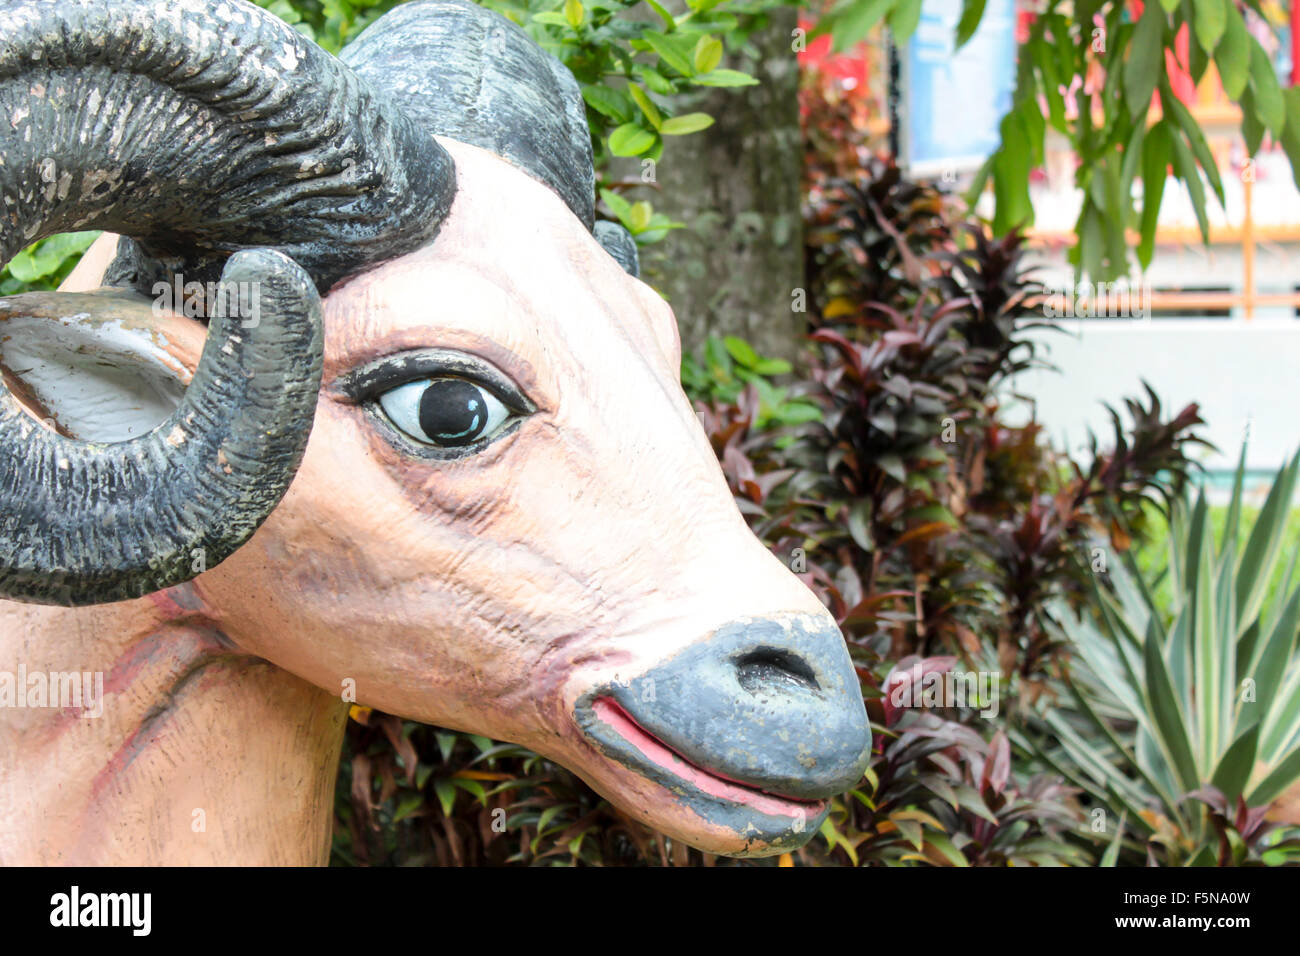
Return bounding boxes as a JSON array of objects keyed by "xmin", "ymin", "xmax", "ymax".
[{"xmin": 417, "ymin": 379, "xmax": 487, "ymax": 447}]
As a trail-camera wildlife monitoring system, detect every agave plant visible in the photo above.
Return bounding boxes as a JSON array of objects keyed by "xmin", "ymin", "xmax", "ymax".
[{"xmin": 1019, "ymin": 446, "xmax": 1300, "ymax": 865}]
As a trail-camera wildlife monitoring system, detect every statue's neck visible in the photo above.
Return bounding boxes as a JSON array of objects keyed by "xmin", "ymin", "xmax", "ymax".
[{"xmin": 0, "ymin": 590, "xmax": 347, "ymax": 865}]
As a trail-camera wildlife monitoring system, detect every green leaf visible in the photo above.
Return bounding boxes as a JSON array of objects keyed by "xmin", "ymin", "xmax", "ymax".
[
  {"xmin": 4, "ymin": 232, "xmax": 99, "ymax": 285},
  {"xmin": 434, "ymin": 731, "xmax": 457, "ymax": 763},
  {"xmin": 1241, "ymin": 86, "xmax": 1265, "ymax": 155},
  {"xmin": 1279, "ymin": 87, "xmax": 1300, "ymax": 192},
  {"xmin": 1214, "ymin": 5, "xmax": 1251, "ymax": 100},
  {"xmin": 829, "ymin": 0, "xmax": 895, "ymax": 51},
  {"xmin": 1191, "ymin": 498, "xmax": 1221, "ymax": 771},
  {"xmin": 1138, "ymin": 122, "xmax": 1171, "ymax": 269},
  {"xmin": 1248, "ymin": 747, "xmax": 1300, "ymax": 806},
  {"xmin": 1237, "ymin": 451, "xmax": 1300, "ymax": 632},
  {"xmin": 581, "ymin": 84, "xmax": 633, "ymax": 123},
  {"xmin": 692, "ymin": 69, "xmax": 759, "ymax": 87},
  {"xmin": 452, "ymin": 777, "xmax": 487, "ymax": 804},
  {"xmin": 535, "ymin": 804, "xmax": 568, "ymax": 835},
  {"xmin": 1168, "ymin": 126, "xmax": 1210, "ymax": 244},
  {"xmin": 1101, "ymin": 813, "xmax": 1127, "ymax": 867},
  {"xmin": 433, "ymin": 778, "xmax": 456, "ymax": 817},
  {"xmin": 1187, "ymin": 844, "xmax": 1217, "ymax": 866},
  {"xmin": 923, "ymin": 830, "xmax": 969, "ymax": 867},
  {"xmin": 392, "ymin": 792, "xmax": 424, "ymax": 824},
  {"xmin": 608, "ymin": 123, "xmax": 657, "ymax": 157},
  {"xmin": 1211, "ymin": 724, "xmax": 1260, "ymax": 803},
  {"xmin": 1120, "ymin": 118, "xmax": 1148, "ymax": 199},
  {"xmin": 753, "ymin": 357, "xmax": 792, "ymax": 375},
  {"xmin": 888, "ymin": 0, "xmax": 922, "ymax": 43},
  {"xmin": 693, "ymin": 35, "xmax": 723, "ymax": 75},
  {"xmin": 1144, "ymin": 620, "xmax": 1201, "ymax": 792},
  {"xmin": 952, "ymin": 784, "xmax": 1000, "ymax": 824},
  {"xmin": 1065, "ymin": 671, "xmax": 1183, "ymax": 821},
  {"xmin": 1191, "ymin": 0, "xmax": 1227, "ymax": 54},
  {"xmin": 1223, "ymin": 441, "xmax": 1248, "ymax": 559},
  {"xmin": 628, "ymin": 85, "xmax": 663, "ymax": 129},
  {"xmin": 645, "ymin": 0, "xmax": 675, "ymax": 30},
  {"xmin": 847, "ymin": 500, "xmax": 874, "ymax": 551},
  {"xmin": 600, "ymin": 187, "xmax": 633, "ymax": 223},
  {"xmin": 894, "ymin": 816, "xmax": 923, "ymax": 850},
  {"xmin": 906, "ymin": 503, "xmax": 959, "ymax": 527},
  {"xmin": 1163, "ymin": 90, "xmax": 1225, "ymax": 205},
  {"xmin": 992, "ymin": 110, "xmax": 1033, "ymax": 234},
  {"xmin": 774, "ymin": 402, "xmax": 820, "ymax": 425},
  {"xmin": 1030, "ymin": 32, "xmax": 1067, "ymax": 132},
  {"xmin": 660, "ymin": 112, "xmax": 714, "ymax": 135},
  {"xmin": 627, "ymin": 200, "xmax": 653, "ymax": 233},
  {"xmin": 1125, "ymin": 3, "xmax": 1164, "ymax": 117},
  {"xmin": 954, "ymin": 0, "xmax": 986, "ymax": 49},
  {"xmin": 563, "ymin": 0, "xmax": 584, "ymax": 29},
  {"xmin": 531, "ymin": 11, "xmax": 569, "ymax": 27},
  {"xmin": 876, "ymin": 453, "xmax": 906, "ymax": 484},
  {"xmin": 722, "ymin": 336, "xmax": 760, "ymax": 368},
  {"xmin": 643, "ymin": 31, "xmax": 695, "ymax": 77},
  {"xmin": 1248, "ymin": 39, "xmax": 1286, "ymax": 137},
  {"xmin": 636, "ymin": 64, "xmax": 676, "ymax": 95}
]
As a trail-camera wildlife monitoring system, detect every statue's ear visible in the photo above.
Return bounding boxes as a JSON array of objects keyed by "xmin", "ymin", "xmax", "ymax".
[
  {"xmin": 594, "ymin": 221, "xmax": 640, "ymax": 278},
  {"xmin": 0, "ymin": 289, "xmax": 204, "ymax": 442}
]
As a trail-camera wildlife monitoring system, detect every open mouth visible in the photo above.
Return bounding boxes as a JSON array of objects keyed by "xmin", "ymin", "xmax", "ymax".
[{"xmin": 579, "ymin": 695, "xmax": 828, "ymax": 846}]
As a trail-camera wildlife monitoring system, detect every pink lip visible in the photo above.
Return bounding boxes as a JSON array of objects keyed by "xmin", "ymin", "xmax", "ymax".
[{"xmin": 591, "ymin": 697, "xmax": 827, "ymax": 820}]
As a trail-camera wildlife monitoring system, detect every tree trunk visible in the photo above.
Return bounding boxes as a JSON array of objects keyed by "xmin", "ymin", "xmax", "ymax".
[{"xmin": 634, "ymin": 8, "xmax": 805, "ymax": 362}]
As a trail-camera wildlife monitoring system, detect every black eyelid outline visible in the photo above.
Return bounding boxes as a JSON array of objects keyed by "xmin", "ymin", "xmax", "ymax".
[{"xmin": 333, "ymin": 348, "xmax": 536, "ymax": 416}]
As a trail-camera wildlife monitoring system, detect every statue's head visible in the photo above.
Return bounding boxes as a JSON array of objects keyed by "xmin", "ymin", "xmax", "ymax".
[{"xmin": 0, "ymin": 0, "xmax": 869, "ymax": 856}]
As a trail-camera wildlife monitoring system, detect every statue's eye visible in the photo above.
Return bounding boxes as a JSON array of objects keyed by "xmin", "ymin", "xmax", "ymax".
[{"xmin": 377, "ymin": 378, "xmax": 512, "ymax": 448}]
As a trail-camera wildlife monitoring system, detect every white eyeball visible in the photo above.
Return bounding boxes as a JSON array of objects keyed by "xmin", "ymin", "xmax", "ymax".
[{"xmin": 378, "ymin": 378, "xmax": 512, "ymax": 448}]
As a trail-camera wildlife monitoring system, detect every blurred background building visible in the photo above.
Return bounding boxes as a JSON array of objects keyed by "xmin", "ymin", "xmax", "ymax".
[{"xmin": 800, "ymin": 0, "xmax": 1300, "ymax": 494}]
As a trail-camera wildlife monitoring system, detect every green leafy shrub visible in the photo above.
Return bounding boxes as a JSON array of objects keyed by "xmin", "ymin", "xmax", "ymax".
[
  {"xmin": 498, "ymin": 0, "xmax": 758, "ymax": 165},
  {"xmin": 481, "ymin": 0, "xmax": 772, "ymax": 248},
  {"xmin": 813, "ymin": 0, "xmax": 1300, "ymax": 282},
  {"xmin": 1019, "ymin": 447, "xmax": 1300, "ymax": 866},
  {"xmin": 814, "ymin": 655, "xmax": 1087, "ymax": 867},
  {"xmin": 256, "ymin": 0, "xmax": 772, "ymax": 252},
  {"xmin": 745, "ymin": 156, "xmax": 1207, "ymax": 684},
  {"xmin": 681, "ymin": 334, "xmax": 819, "ymax": 429},
  {"xmin": 0, "ymin": 232, "xmax": 100, "ymax": 296},
  {"xmin": 336, "ymin": 709, "xmax": 678, "ymax": 865},
  {"xmin": 252, "ymin": 0, "xmax": 403, "ymax": 52}
]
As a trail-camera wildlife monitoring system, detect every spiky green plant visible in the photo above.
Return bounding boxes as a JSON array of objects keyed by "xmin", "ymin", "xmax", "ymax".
[{"xmin": 1018, "ymin": 445, "xmax": 1300, "ymax": 866}]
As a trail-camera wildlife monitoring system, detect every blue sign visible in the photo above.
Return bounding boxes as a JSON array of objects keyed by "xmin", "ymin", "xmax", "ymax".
[{"xmin": 899, "ymin": 0, "xmax": 1018, "ymax": 177}]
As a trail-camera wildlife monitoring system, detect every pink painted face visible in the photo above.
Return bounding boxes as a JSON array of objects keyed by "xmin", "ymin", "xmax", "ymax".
[{"xmin": 196, "ymin": 139, "xmax": 871, "ymax": 857}]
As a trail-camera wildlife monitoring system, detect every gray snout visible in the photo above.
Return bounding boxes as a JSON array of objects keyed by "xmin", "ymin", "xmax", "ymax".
[{"xmin": 611, "ymin": 615, "xmax": 871, "ymax": 800}]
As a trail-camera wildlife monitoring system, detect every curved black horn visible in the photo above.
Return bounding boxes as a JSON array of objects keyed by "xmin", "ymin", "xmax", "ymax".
[
  {"xmin": 0, "ymin": 0, "xmax": 455, "ymax": 292},
  {"xmin": 0, "ymin": 0, "xmax": 451, "ymax": 605},
  {"xmin": 0, "ymin": 250, "xmax": 322, "ymax": 606}
]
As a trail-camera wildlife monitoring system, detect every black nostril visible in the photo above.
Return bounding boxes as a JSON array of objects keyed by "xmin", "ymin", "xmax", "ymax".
[{"xmin": 735, "ymin": 647, "xmax": 820, "ymax": 695}]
